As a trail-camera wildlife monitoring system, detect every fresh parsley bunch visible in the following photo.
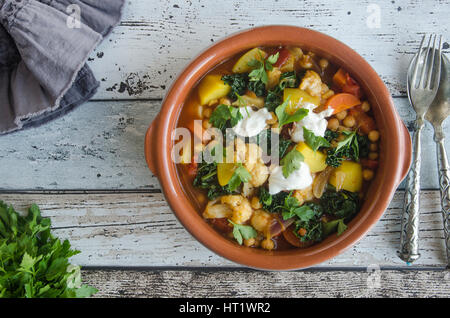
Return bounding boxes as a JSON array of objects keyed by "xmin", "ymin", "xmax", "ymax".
[{"xmin": 0, "ymin": 201, "xmax": 97, "ymax": 298}]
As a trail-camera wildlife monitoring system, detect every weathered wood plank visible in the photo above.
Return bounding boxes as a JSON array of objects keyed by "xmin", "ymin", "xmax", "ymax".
[
  {"xmin": 82, "ymin": 269, "xmax": 450, "ymax": 298},
  {"xmin": 0, "ymin": 99, "xmax": 447, "ymax": 190},
  {"xmin": 88, "ymin": 0, "xmax": 450, "ymax": 100},
  {"xmin": 0, "ymin": 190, "xmax": 446, "ymax": 268}
]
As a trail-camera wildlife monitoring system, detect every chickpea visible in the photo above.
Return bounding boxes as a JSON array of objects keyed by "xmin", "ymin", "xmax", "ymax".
[
  {"xmin": 335, "ymin": 111, "xmax": 347, "ymax": 121},
  {"xmin": 319, "ymin": 58, "xmax": 329, "ymax": 69},
  {"xmin": 298, "ymin": 228, "xmax": 307, "ymax": 237},
  {"xmin": 250, "ymin": 196, "xmax": 262, "ymax": 210},
  {"xmin": 343, "ymin": 115, "xmax": 356, "ymax": 128},
  {"xmin": 261, "ymin": 238, "xmax": 275, "ymax": 250},
  {"xmin": 327, "ymin": 118, "xmax": 339, "ymax": 131},
  {"xmin": 368, "ymin": 130, "xmax": 380, "ymax": 142},
  {"xmin": 202, "ymin": 107, "xmax": 212, "ymax": 118},
  {"xmin": 244, "ymin": 238, "xmax": 257, "ymax": 247},
  {"xmin": 370, "ymin": 143, "xmax": 378, "ymax": 152},
  {"xmin": 361, "ymin": 101, "xmax": 371, "ymax": 112},
  {"xmin": 363, "ymin": 169, "xmax": 374, "ymax": 181},
  {"xmin": 202, "ymin": 119, "xmax": 212, "ymax": 129},
  {"xmin": 369, "ymin": 152, "xmax": 378, "ymax": 160}
]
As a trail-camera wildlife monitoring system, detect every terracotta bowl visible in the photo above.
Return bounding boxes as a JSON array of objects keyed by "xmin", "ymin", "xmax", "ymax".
[{"xmin": 144, "ymin": 26, "xmax": 412, "ymax": 270}]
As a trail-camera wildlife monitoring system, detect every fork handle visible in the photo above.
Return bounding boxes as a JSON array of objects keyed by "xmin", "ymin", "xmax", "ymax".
[
  {"xmin": 399, "ymin": 121, "xmax": 423, "ymax": 263},
  {"xmin": 434, "ymin": 128, "xmax": 450, "ymax": 267}
]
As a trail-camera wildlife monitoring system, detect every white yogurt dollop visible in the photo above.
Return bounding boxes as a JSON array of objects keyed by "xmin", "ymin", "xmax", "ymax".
[
  {"xmin": 290, "ymin": 103, "xmax": 333, "ymax": 142},
  {"xmin": 268, "ymin": 162, "xmax": 313, "ymax": 195},
  {"xmin": 232, "ymin": 106, "xmax": 272, "ymax": 137}
]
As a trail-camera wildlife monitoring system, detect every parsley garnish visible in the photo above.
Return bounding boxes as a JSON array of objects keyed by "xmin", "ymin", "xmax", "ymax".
[
  {"xmin": 228, "ymin": 220, "xmax": 257, "ymax": 245},
  {"xmin": 0, "ymin": 202, "xmax": 98, "ymax": 298},
  {"xmin": 226, "ymin": 164, "xmax": 252, "ymax": 192},
  {"xmin": 248, "ymin": 52, "xmax": 279, "ymax": 85},
  {"xmin": 275, "ymin": 97, "xmax": 309, "ymax": 129},
  {"xmin": 280, "ymin": 148, "xmax": 304, "ymax": 178},
  {"xmin": 303, "ymin": 127, "xmax": 331, "ymax": 152},
  {"xmin": 209, "ymin": 104, "xmax": 243, "ymax": 131}
]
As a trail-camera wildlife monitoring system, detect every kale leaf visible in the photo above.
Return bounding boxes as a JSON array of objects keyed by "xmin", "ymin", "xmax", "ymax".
[
  {"xmin": 320, "ymin": 186, "xmax": 360, "ymax": 219},
  {"xmin": 193, "ymin": 161, "xmax": 232, "ymax": 199},
  {"xmin": 221, "ymin": 74, "xmax": 248, "ymax": 101}
]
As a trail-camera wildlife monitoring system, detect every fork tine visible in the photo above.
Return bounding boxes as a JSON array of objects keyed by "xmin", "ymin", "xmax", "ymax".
[
  {"xmin": 419, "ymin": 34, "xmax": 433, "ymax": 88},
  {"xmin": 425, "ymin": 34, "xmax": 437, "ymax": 89},
  {"xmin": 411, "ymin": 35, "xmax": 426, "ymax": 88},
  {"xmin": 433, "ymin": 35, "xmax": 443, "ymax": 90}
]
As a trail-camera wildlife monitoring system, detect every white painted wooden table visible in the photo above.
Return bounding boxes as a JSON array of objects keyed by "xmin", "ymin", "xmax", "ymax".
[{"xmin": 1, "ymin": 0, "xmax": 449, "ymax": 297}]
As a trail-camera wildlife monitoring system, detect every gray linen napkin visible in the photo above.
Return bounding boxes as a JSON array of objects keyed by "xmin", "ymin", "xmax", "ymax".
[{"xmin": 0, "ymin": 0, "xmax": 125, "ymax": 134}]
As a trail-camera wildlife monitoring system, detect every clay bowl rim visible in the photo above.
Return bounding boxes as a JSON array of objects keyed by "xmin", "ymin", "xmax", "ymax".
[{"xmin": 145, "ymin": 25, "xmax": 412, "ymax": 270}]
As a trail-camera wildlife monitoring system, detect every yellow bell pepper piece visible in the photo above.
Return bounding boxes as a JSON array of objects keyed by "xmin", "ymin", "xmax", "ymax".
[
  {"xmin": 217, "ymin": 163, "xmax": 237, "ymax": 186},
  {"xmin": 295, "ymin": 142, "xmax": 327, "ymax": 173},
  {"xmin": 329, "ymin": 161, "xmax": 363, "ymax": 192},
  {"xmin": 232, "ymin": 48, "xmax": 267, "ymax": 73},
  {"xmin": 283, "ymin": 88, "xmax": 320, "ymax": 114},
  {"xmin": 198, "ymin": 74, "xmax": 231, "ymax": 106}
]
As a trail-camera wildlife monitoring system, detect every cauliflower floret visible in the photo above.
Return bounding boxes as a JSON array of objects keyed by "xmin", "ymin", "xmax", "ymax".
[
  {"xmin": 299, "ymin": 51, "xmax": 315, "ymax": 69},
  {"xmin": 203, "ymin": 199, "xmax": 233, "ymax": 219},
  {"xmin": 221, "ymin": 195, "xmax": 253, "ymax": 224},
  {"xmin": 250, "ymin": 209, "xmax": 273, "ymax": 235},
  {"xmin": 300, "ymin": 70, "xmax": 322, "ymax": 97},
  {"xmin": 248, "ymin": 160, "xmax": 269, "ymax": 187}
]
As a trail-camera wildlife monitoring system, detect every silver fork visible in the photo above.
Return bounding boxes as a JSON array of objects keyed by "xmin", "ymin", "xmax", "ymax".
[
  {"xmin": 425, "ymin": 51, "xmax": 449, "ymax": 267},
  {"xmin": 399, "ymin": 34, "xmax": 443, "ymax": 264}
]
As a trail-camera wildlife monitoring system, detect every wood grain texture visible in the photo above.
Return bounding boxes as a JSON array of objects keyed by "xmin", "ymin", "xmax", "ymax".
[
  {"xmin": 82, "ymin": 269, "xmax": 450, "ymax": 298},
  {"xmin": 0, "ymin": 99, "xmax": 447, "ymax": 190},
  {"xmin": 0, "ymin": 190, "xmax": 446, "ymax": 268},
  {"xmin": 87, "ymin": 0, "xmax": 450, "ymax": 100}
]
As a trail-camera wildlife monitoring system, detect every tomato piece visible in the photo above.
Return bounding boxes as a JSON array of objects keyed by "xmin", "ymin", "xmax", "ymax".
[
  {"xmin": 324, "ymin": 93, "xmax": 361, "ymax": 114},
  {"xmin": 273, "ymin": 47, "xmax": 292, "ymax": 68},
  {"xmin": 342, "ymin": 75, "xmax": 363, "ymax": 99},
  {"xmin": 332, "ymin": 68, "xmax": 363, "ymax": 99},
  {"xmin": 348, "ymin": 107, "xmax": 377, "ymax": 134},
  {"xmin": 282, "ymin": 225, "xmax": 314, "ymax": 248}
]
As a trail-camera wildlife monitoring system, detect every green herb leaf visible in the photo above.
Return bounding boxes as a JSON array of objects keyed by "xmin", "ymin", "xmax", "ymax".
[
  {"xmin": 266, "ymin": 52, "xmax": 279, "ymax": 65},
  {"xmin": 326, "ymin": 130, "xmax": 361, "ymax": 167},
  {"xmin": 0, "ymin": 201, "xmax": 97, "ymax": 298},
  {"xmin": 248, "ymin": 52, "xmax": 279, "ymax": 85},
  {"xmin": 275, "ymin": 97, "xmax": 309, "ymax": 128},
  {"xmin": 303, "ymin": 127, "xmax": 331, "ymax": 152},
  {"xmin": 280, "ymin": 149, "xmax": 304, "ymax": 178},
  {"xmin": 227, "ymin": 164, "xmax": 252, "ymax": 192},
  {"xmin": 209, "ymin": 104, "xmax": 243, "ymax": 131},
  {"xmin": 228, "ymin": 220, "xmax": 257, "ymax": 245}
]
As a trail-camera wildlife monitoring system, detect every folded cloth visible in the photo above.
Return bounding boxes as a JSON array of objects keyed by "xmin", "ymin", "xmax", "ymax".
[{"xmin": 0, "ymin": 0, "xmax": 125, "ymax": 134}]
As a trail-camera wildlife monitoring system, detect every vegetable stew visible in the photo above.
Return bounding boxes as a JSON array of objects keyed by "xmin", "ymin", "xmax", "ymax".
[{"xmin": 175, "ymin": 46, "xmax": 379, "ymax": 250}]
